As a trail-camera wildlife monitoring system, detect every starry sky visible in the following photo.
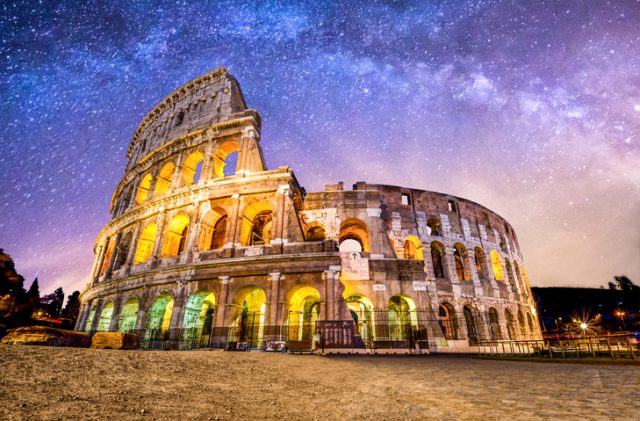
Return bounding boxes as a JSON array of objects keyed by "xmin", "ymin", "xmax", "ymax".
[{"xmin": 1, "ymin": 0, "xmax": 639, "ymax": 295}]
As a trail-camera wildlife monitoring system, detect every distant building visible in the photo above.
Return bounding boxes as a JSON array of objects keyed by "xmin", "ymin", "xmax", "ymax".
[{"xmin": 76, "ymin": 67, "xmax": 542, "ymax": 351}]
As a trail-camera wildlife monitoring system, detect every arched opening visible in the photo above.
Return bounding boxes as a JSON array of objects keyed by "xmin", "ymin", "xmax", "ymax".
[
  {"xmin": 181, "ymin": 151, "xmax": 205, "ymax": 186},
  {"xmin": 99, "ymin": 237, "xmax": 116, "ymax": 276},
  {"xmin": 346, "ymin": 295, "xmax": 375, "ymax": 345},
  {"xmin": 438, "ymin": 303, "xmax": 456, "ymax": 340},
  {"xmin": 488, "ymin": 307, "xmax": 502, "ymax": 340},
  {"xmin": 118, "ymin": 298, "xmax": 139, "ymax": 332},
  {"xmin": 198, "ymin": 208, "xmax": 228, "ymax": 251},
  {"xmin": 427, "ymin": 217, "xmax": 442, "ymax": 236},
  {"xmin": 505, "ymin": 309, "xmax": 516, "ymax": 340},
  {"xmin": 161, "ymin": 214, "xmax": 190, "ymax": 257},
  {"xmin": 135, "ymin": 173, "xmax": 153, "ymax": 204},
  {"xmin": 287, "ymin": 286, "xmax": 321, "ymax": 342},
  {"xmin": 518, "ymin": 309, "xmax": 526, "ymax": 337},
  {"xmin": 430, "ymin": 242, "xmax": 445, "ymax": 279},
  {"xmin": 527, "ymin": 312, "xmax": 534, "ymax": 334},
  {"xmin": 513, "ymin": 261, "xmax": 526, "ymax": 292},
  {"xmin": 84, "ymin": 307, "xmax": 96, "ymax": 332},
  {"xmin": 213, "ymin": 141, "xmax": 239, "ymax": 178},
  {"xmin": 454, "ymin": 243, "xmax": 470, "ymax": 281},
  {"xmin": 463, "ymin": 305, "xmax": 479, "ymax": 345},
  {"xmin": 134, "ymin": 223, "xmax": 157, "ymax": 264},
  {"xmin": 403, "ymin": 235, "xmax": 423, "ymax": 260},
  {"xmin": 387, "ymin": 295, "xmax": 417, "ymax": 341},
  {"xmin": 474, "ymin": 247, "xmax": 486, "ymax": 280},
  {"xmin": 490, "ymin": 250, "xmax": 504, "ymax": 281},
  {"xmin": 228, "ymin": 288, "xmax": 267, "ymax": 348},
  {"xmin": 240, "ymin": 201, "xmax": 273, "ymax": 246},
  {"xmin": 113, "ymin": 231, "xmax": 133, "ymax": 271},
  {"xmin": 339, "ymin": 218, "xmax": 369, "ymax": 252},
  {"xmin": 182, "ymin": 291, "xmax": 216, "ymax": 346},
  {"xmin": 147, "ymin": 293, "xmax": 174, "ymax": 336},
  {"xmin": 154, "ymin": 161, "xmax": 175, "ymax": 196},
  {"xmin": 500, "ymin": 238, "xmax": 508, "ymax": 253},
  {"xmin": 305, "ymin": 223, "xmax": 326, "ymax": 241},
  {"xmin": 504, "ymin": 259, "xmax": 515, "ymax": 290},
  {"xmin": 97, "ymin": 302, "xmax": 114, "ymax": 332}
]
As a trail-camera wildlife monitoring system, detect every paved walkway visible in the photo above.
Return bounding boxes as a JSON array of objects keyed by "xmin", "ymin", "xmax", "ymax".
[{"xmin": 0, "ymin": 346, "xmax": 638, "ymax": 420}]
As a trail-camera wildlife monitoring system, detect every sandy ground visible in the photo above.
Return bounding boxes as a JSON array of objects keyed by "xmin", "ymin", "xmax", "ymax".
[{"xmin": 0, "ymin": 345, "xmax": 639, "ymax": 420}]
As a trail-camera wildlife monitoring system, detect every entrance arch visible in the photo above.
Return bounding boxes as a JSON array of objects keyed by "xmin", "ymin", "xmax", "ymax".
[
  {"xmin": 147, "ymin": 293, "xmax": 174, "ymax": 337},
  {"xmin": 182, "ymin": 291, "xmax": 216, "ymax": 347},
  {"xmin": 387, "ymin": 295, "xmax": 417, "ymax": 341},
  {"xmin": 346, "ymin": 295, "xmax": 375, "ymax": 345},
  {"xmin": 228, "ymin": 287, "xmax": 267, "ymax": 348},
  {"xmin": 118, "ymin": 298, "xmax": 139, "ymax": 332},
  {"xmin": 97, "ymin": 302, "xmax": 114, "ymax": 332},
  {"xmin": 287, "ymin": 286, "xmax": 321, "ymax": 341},
  {"xmin": 463, "ymin": 305, "xmax": 479, "ymax": 345}
]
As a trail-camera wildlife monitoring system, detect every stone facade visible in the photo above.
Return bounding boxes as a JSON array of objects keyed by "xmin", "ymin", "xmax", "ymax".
[{"xmin": 76, "ymin": 67, "xmax": 542, "ymax": 351}]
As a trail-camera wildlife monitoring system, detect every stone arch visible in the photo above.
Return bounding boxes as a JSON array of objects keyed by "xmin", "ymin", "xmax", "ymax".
[
  {"xmin": 387, "ymin": 295, "xmax": 418, "ymax": 341},
  {"xmin": 427, "ymin": 216, "xmax": 442, "ymax": 236},
  {"xmin": 181, "ymin": 150, "xmax": 205, "ymax": 186},
  {"xmin": 438, "ymin": 302, "xmax": 458, "ymax": 340},
  {"xmin": 213, "ymin": 140, "xmax": 239, "ymax": 178},
  {"xmin": 154, "ymin": 161, "xmax": 175, "ymax": 196},
  {"xmin": 517, "ymin": 308, "xmax": 526, "ymax": 337},
  {"xmin": 161, "ymin": 213, "xmax": 190, "ymax": 257},
  {"xmin": 99, "ymin": 237, "xmax": 116, "ymax": 276},
  {"xmin": 287, "ymin": 285, "xmax": 321, "ymax": 341},
  {"xmin": 526, "ymin": 312, "xmax": 534, "ymax": 334},
  {"xmin": 490, "ymin": 250, "xmax": 504, "ymax": 281},
  {"xmin": 147, "ymin": 292, "xmax": 174, "ymax": 334},
  {"xmin": 339, "ymin": 218, "xmax": 370, "ymax": 252},
  {"xmin": 505, "ymin": 309, "xmax": 516, "ymax": 340},
  {"xmin": 134, "ymin": 222, "xmax": 157, "ymax": 264},
  {"xmin": 135, "ymin": 173, "xmax": 153, "ymax": 204},
  {"xmin": 240, "ymin": 200, "xmax": 273, "ymax": 246},
  {"xmin": 181, "ymin": 291, "xmax": 216, "ymax": 345},
  {"xmin": 430, "ymin": 241, "xmax": 446, "ymax": 279},
  {"xmin": 97, "ymin": 301, "xmax": 114, "ymax": 332},
  {"xmin": 228, "ymin": 286, "xmax": 267, "ymax": 348},
  {"xmin": 504, "ymin": 259, "xmax": 516, "ymax": 290},
  {"xmin": 305, "ymin": 222, "xmax": 326, "ymax": 241},
  {"xmin": 198, "ymin": 207, "xmax": 229, "ymax": 251},
  {"xmin": 513, "ymin": 261, "xmax": 526, "ymax": 292},
  {"xmin": 474, "ymin": 247, "xmax": 488, "ymax": 281},
  {"xmin": 84, "ymin": 305, "xmax": 97, "ymax": 332},
  {"xmin": 118, "ymin": 297, "xmax": 139, "ymax": 332},
  {"xmin": 113, "ymin": 231, "xmax": 133, "ymax": 271},
  {"xmin": 463, "ymin": 304, "xmax": 480, "ymax": 344},
  {"xmin": 346, "ymin": 294, "xmax": 375, "ymax": 345},
  {"xmin": 488, "ymin": 307, "xmax": 502, "ymax": 340},
  {"xmin": 453, "ymin": 243, "xmax": 471, "ymax": 281},
  {"xmin": 403, "ymin": 235, "xmax": 423, "ymax": 260}
]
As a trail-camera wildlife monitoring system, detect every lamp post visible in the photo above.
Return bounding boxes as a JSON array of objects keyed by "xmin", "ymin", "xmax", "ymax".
[{"xmin": 615, "ymin": 310, "xmax": 627, "ymax": 331}]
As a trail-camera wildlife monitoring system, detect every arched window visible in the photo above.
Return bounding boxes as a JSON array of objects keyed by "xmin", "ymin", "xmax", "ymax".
[
  {"xmin": 181, "ymin": 151, "xmax": 205, "ymax": 186},
  {"xmin": 154, "ymin": 161, "xmax": 175, "ymax": 196},
  {"xmin": 504, "ymin": 259, "xmax": 515, "ymax": 289},
  {"xmin": 174, "ymin": 110, "xmax": 185, "ymax": 126},
  {"xmin": 134, "ymin": 223, "xmax": 157, "ymax": 264},
  {"xmin": 430, "ymin": 242, "xmax": 445, "ymax": 278},
  {"xmin": 288, "ymin": 286, "xmax": 321, "ymax": 341},
  {"xmin": 387, "ymin": 295, "xmax": 417, "ymax": 341},
  {"xmin": 97, "ymin": 302, "xmax": 114, "ymax": 332},
  {"xmin": 198, "ymin": 208, "xmax": 228, "ymax": 251},
  {"xmin": 463, "ymin": 305, "xmax": 478, "ymax": 344},
  {"xmin": 346, "ymin": 295, "xmax": 375, "ymax": 345},
  {"xmin": 305, "ymin": 224, "xmax": 326, "ymax": 241},
  {"xmin": 454, "ymin": 243, "xmax": 470, "ymax": 281},
  {"xmin": 505, "ymin": 309, "xmax": 516, "ymax": 340},
  {"xmin": 427, "ymin": 217, "xmax": 442, "ymax": 236},
  {"xmin": 518, "ymin": 309, "xmax": 526, "ymax": 336},
  {"xmin": 339, "ymin": 218, "xmax": 369, "ymax": 252},
  {"xmin": 182, "ymin": 291, "xmax": 216, "ymax": 345},
  {"xmin": 438, "ymin": 304, "xmax": 456, "ymax": 340},
  {"xmin": 513, "ymin": 261, "xmax": 526, "ymax": 292},
  {"xmin": 162, "ymin": 214, "xmax": 190, "ymax": 257},
  {"xmin": 403, "ymin": 236, "xmax": 423, "ymax": 260},
  {"xmin": 99, "ymin": 237, "xmax": 116, "ymax": 276},
  {"xmin": 113, "ymin": 231, "xmax": 133, "ymax": 271},
  {"xmin": 213, "ymin": 141, "xmax": 239, "ymax": 178},
  {"xmin": 240, "ymin": 201, "xmax": 273, "ymax": 246},
  {"xmin": 490, "ymin": 250, "xmax": 504, "ymax": 281},
  {"xmin": 474, "ymin": 247, "xmax": 486, "ymax": 280},
  {"xmin": 488, "ymin": 307, "xmax": 501, "ymax": 340},
  {"xmin": 228, "ymin": 288, "xmax": 267, "ymax": 348},
  {"xmin": 118, "ymin": 298, "xmax": 139, "ymax": 333},
  {"xmin": 135, "ymin": 173, "xmax": 153, "ymax": 204}
]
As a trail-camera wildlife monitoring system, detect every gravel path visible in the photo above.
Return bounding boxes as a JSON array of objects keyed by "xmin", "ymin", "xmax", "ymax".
[{"xmin": 1, "ymin": 345, "xmax": 638, "ymax": 420}]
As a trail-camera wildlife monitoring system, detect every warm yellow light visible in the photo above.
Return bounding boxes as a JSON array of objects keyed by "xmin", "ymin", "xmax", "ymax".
[{"xmin": 579, "ymin": 322, "xmax": 588, "ymax": 330}]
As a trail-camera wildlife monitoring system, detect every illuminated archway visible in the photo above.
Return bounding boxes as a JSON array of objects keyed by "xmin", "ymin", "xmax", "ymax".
[
  {"xmin": 181, "ymin": 151, "xmax": 205, "ymax": 186},
  {"xmin": 213, "ymin": 141, "xmax": 239, "ymax": 178},
  {"xmin": 147, "ymin": 293, "xmax": 174, "ymax": 334},
  {"xmin": 97, "ymin": 302, "xmax": 114, "ymax": 332},
  {"xmin": 84, "ymin": 307, "xmax": 96, "ymax": 332},
  {"xmin": 438, "ymin": 303, "xmax": 457, "ymax": 340},
  {"xmin": 182, "ymin": 291, "xmax": 216, "ymax": 346},
  {"xmin": 198, "ymin": 208, "xmax": 228, "ymax": 251},
  {"xmin": 454, "ymin": 243, "xmax": 470, "ymax": 281},
  {"xmin": 239, "ymin": 201, "xmax": 273, "ymax": 246},
  {"xmin": 403, "ymin": 235, "xmax": 423, "ymax": 260},
  {"xmin": 387, "ymin": 295, "xmax": 417, "ymax": 341},
  {"xmin": 161, "ymin": 214, "xmax": 190, "ymax": 257},
  {"xmin": 228, "ymin": 287, "xmax": 267, "ymax": 348},
  {"xmin": 134, "ymin": 223, "xmax": 157, "ymax": 264},
  {"xmin": 488, "ymin": 307, "xmax": 502, "ymax": 340},
  {"xmin": 474, "ymin": 247, "xmax": 487, "ymax": 280},
  {"xmin": 135, "ymin": 173, "xmax": 153, "ymax": 204},
  {"xmin": 505, "ymin": 309, "xmax": 516, "ymax": 340},
  {"xmin": 113, "ymin": 231, "xmax": 133, "ymax": 271},
  {"xmin": 490, "ymin": 250, "xmax": 504, "ymax": 281},
  {"xmin": 154, "ymin": 161, "xmax": 175, "ymax": 196},
  {"xmin": 305, "ymin": 222, "xmax": 326, "ymax": 241},
  {"xmin": 287, "ymin": 286, "xmax": 321, "ymax": 341},
  {"xmin": 339, "ymin": 218, "xmax": 369, "ymax": 252},
  {"xmin": 463, "ymin": 305, "xmax": 479, "ymax": 344},
  {"xmin": 346, "ymin": 295, "xmax": 375, "ymax": 345},
  {"xmin": 118, "ymin": 298, "xmax": 139, "ymax": 332},
  {"xmin": 427, "ymin": 216, "xmax": 442, "ymax": 236}
]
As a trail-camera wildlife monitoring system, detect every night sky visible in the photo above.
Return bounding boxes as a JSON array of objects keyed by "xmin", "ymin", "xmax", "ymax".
[{"xmin": 1, "ymin": 1, "xmax": 639, "ymax": 295}]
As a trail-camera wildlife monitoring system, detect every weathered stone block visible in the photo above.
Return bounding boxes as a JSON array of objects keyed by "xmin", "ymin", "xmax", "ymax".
[
  {"xmin": 1, "ymin": 326, "xmax": 91, "ymax": 347},
  {"xmin": 91, "ymin": 332, "xmax": 139, "ymax": 350}
]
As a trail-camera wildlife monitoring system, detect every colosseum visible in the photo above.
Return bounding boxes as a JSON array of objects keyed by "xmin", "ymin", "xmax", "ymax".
[{"xmin": 76, "ymin": 66, "xmax": 542, "ymax": 353}]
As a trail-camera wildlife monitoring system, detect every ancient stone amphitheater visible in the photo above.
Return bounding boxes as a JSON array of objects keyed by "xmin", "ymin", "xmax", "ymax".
[{"xmin": 77, "ymin": 67, "xmax": 542, "ymax": 352}]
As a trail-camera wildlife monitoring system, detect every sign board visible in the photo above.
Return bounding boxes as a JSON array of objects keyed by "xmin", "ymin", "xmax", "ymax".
[
  {"xmin": 373, "ymin": 284, "xmax": 386, "ymax": 291},
  {"xmin": 315, "ymin": 320, "xmax": 355, "ymax": 348},
  {"xmin": 412, "ymin": 281, "xmax": 428, "ymax": 291}
]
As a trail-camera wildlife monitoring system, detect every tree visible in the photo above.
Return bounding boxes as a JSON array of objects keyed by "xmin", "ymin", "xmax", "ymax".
[
  {"xmin": 26, "ymin": 278, "xmax": 40, "ymax": 307},
  {"xmin": 40, "ymin": 287, "xmax": 64, "ymax": 318},
  {"xmin": 61, "ymin": 291, "xmax": 80, "ymax": 322}
]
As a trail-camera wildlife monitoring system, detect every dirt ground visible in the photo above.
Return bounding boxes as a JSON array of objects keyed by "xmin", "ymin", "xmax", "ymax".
[{"xmin": 0, "ymin": 345, "xmax": 638, "ymax": 420}]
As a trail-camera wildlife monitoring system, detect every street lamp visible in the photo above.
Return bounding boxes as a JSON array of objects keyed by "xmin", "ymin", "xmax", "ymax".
[{"xmin": 615, "ymin": 310, "xmax": 627, "ymax": 331}]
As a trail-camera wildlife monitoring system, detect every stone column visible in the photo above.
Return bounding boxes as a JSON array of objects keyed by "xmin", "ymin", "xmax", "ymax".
[
  {"xmin": 150, "ymin": 209, "xmax": 167, "ymax": 264},
  {"xmin": 89, "ymin": 299, "xmax": 104, "ymax": 332},
  {"xmin": 264, "ymin": 272, "xmax": 281, "ymax": 341},
  {"xmin": 170, "ymin": 152, "xmax": 186, "ymax": 190},
  {"xmin": 272, "ymin": 184, "xmax": 289, "ymax": 244},
  {"xmin": 123, "ymin": 223, "xmax": 141, "ymax": 274},
  {"xmin": 109, "ymin": 297, "xmax": 123, "ymax": 332},
  {"xmin": 90, "ymin": 242, "xmax": 106, "ymax": 281},
  {"xmin": 200, "ymin": 143, "xmax": 213, "ymax": 184},
  {"xmin": 105, "ymin": 232, "xmax": 122, "ymax": 279},
  {"xmin": 226, "ymin": 194, "xmax": 242, "ymax": 246}
]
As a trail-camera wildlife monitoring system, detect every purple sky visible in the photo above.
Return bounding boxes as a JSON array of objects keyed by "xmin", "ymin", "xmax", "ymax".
[{"xmin": 1, "ymin": 0, "xmax": 639, "ymax": 295}]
